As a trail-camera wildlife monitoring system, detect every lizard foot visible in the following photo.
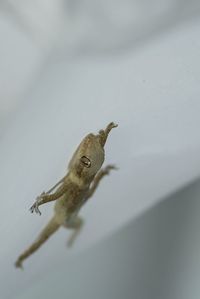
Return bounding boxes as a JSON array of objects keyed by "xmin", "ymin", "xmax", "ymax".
[
  {"xmin": 103, "ymin": 164, "xmax": 118, "ymax": 175},
  {"xmin": 29, "ymin": 192, "xmax": 45, "ymax": 215}
]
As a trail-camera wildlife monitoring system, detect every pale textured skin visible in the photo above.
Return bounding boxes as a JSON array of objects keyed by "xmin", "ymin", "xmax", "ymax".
[{"xmin": 15, "ymin": 122, "xmax": 118, "ymax": 269}]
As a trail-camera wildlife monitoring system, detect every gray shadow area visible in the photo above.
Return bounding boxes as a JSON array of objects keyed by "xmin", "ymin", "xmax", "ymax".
[{"xmin": 16, "ymin": 177, "xmax": 200, "ymax": 299}]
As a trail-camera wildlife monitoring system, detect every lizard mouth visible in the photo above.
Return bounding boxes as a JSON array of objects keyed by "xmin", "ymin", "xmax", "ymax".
[{"xmin": 97, "ymin": 122, "xmax": 118, "ymax": 147}]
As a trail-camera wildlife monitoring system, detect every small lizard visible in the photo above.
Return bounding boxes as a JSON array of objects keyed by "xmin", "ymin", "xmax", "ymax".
[{"xmin": 15, "ymin": 122, "xmax": 118, "ymax": 269}]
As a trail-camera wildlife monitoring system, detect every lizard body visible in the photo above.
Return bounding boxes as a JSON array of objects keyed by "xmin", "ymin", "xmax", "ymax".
[{"xmin": 15, "ymin": 122, "xmax": 117, "ymax": 268}]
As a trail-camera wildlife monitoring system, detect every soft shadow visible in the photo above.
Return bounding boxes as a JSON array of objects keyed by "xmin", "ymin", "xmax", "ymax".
[{"xmin": 19, "ymin": 177, "xmax": 200, "ymax": 299}]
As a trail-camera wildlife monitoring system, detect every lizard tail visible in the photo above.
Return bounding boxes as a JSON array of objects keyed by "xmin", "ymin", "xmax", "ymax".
[{"xmin": 15, "ymin": 216, "xmax": 60, "ymax": 269}]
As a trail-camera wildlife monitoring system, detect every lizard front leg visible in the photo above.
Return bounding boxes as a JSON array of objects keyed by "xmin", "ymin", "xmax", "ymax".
[
  {"xmin": 85, "ymin": 164, "xmax": 117, "ymax": 200},
  {"xmin": 45, "ymin": 175, "xmax": 67, "ymax": 194},
  {"xmin": 30, "ymin": 183, "xmax": 68, "ymax": 215}
]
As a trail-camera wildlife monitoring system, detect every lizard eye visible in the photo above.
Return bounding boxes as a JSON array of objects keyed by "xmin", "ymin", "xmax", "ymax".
[{"xmin": 80, "ymin": 156, "xmax": 91, "ymax": 168}]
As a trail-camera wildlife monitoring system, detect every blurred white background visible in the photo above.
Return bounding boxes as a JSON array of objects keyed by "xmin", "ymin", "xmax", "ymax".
[{"xmin": 0, "ymin": 1, "xmax": 200, "ymax": 298}]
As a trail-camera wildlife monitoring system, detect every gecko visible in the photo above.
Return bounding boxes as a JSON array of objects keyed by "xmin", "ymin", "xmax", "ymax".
[{"xmin": 15, "ymin": 122, "xmax": 118, "ymax": 269}]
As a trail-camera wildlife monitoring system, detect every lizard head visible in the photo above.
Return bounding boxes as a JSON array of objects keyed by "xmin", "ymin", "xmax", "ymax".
[{"xmin": 68, "ymin": 122, "xmax": 118, "ymax": 182}]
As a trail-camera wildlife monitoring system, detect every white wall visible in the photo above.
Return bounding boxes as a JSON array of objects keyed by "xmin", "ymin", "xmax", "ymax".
[{"xmin": 1, "ymin": 1, "xmax": 200, "ymax": 298}]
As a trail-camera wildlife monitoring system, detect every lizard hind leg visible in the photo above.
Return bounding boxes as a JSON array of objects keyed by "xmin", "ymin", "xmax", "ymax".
[
  {"xmin": 15, "ymin": 216, "xmax": 60, "ymax": 269},
  {"xmin": 63, "ymin": 216, "xmax": 84, "ymax": 248}
]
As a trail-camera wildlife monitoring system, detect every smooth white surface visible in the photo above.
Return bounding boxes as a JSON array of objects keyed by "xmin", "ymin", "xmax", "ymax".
[
  {"xmin": 0, "ymin": 11, "xmax": 41, "ymax": 131},
  {"xmin": 0, "ymin": 2, "xmax": 200, "ymax": 298}
]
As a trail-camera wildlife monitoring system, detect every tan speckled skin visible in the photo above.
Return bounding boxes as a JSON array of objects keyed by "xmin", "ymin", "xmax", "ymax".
[{"xmin": 15, "ymin": 122, "xmax": 117, "ymax": 269}]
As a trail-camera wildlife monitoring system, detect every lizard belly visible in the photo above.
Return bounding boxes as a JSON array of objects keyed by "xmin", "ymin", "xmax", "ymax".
[{"xmin": 54, "ymin": 188, "xmax": 86, "ymax": 224}]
